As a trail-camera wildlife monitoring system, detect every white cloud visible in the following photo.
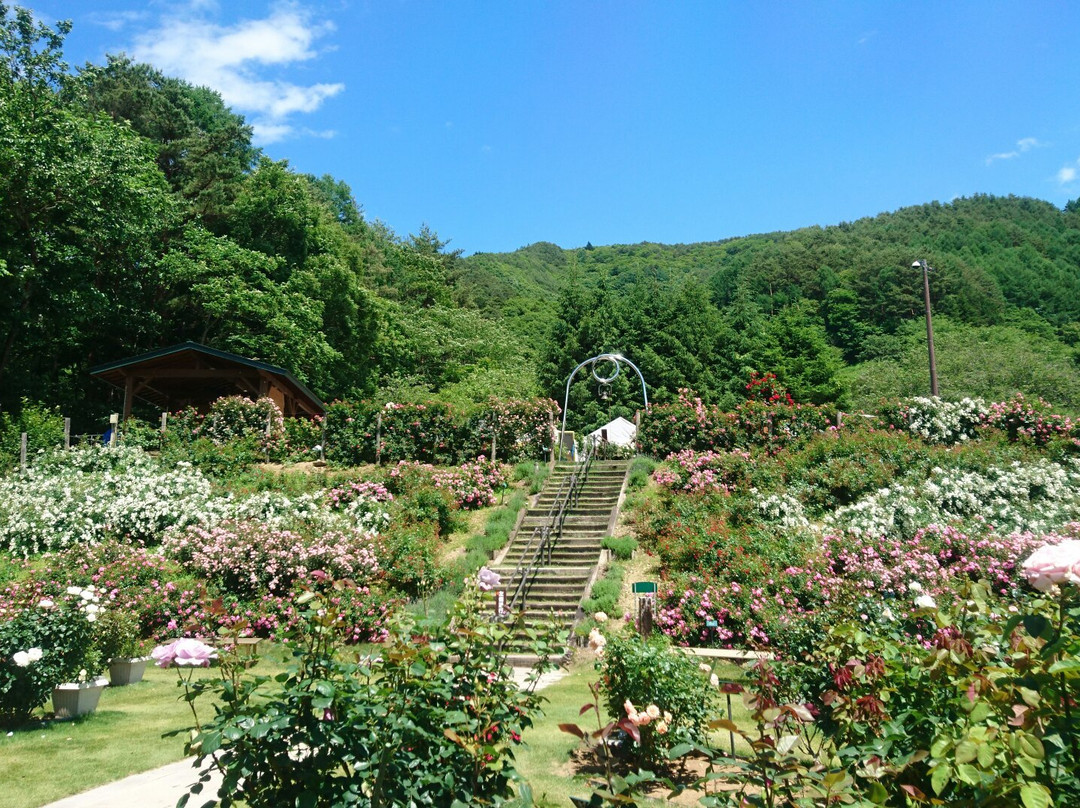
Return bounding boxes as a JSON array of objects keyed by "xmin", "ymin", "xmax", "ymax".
[
  {"xmin": 128, "ymin": 3, "xmax": 343, "ymax": 145},
  {"xmin": 87, "ymin": 10, "xmax": 151, "ymax": 33},
  {"xmin": 1058, "ymin": 165, "xmax": 1078, "ymax": 185},
  {"xmin": 985, "ymin": 136, "xmax": 1046, "ymax": 165}
]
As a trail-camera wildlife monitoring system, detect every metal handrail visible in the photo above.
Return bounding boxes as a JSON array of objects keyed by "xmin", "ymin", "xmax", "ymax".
[{"xmin": 502, "ymin": 444, "xmax": 595, "ymax": 619}]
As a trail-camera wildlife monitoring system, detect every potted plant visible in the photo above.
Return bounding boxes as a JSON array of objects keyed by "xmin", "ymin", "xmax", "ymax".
[
  {"xmin": 95, "ymin": 610, "xmax": 149, "ymax": 686},
  {"xmin": 50, "ymin": 586, "xmax": 108, "ymax": 718},
  {"xmin": 0, "ymin": 586, "xmax": 106, "ymax": 725}
]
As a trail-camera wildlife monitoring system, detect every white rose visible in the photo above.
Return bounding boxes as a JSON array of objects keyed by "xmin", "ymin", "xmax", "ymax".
[{"xmin": 915, "ymin": 594, "xmax": 937, "ymax": 610}]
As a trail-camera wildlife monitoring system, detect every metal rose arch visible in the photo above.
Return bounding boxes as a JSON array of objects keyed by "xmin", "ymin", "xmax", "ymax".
[{"xmin": 559, "ymin": 353, "xmax": 649, "ymax": 461}]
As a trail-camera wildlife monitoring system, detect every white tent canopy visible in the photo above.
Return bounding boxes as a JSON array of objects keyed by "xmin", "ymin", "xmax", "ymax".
[{"xmin": 586, "ymin": 416, "xmax": 637, "ymax": 447}]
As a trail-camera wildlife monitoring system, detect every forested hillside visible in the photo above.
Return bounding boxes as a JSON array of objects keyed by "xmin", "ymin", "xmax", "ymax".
[
  {"xmin": 465, "ymin": 196, "xmax": 1080, "ymax": 425},
  {"xmin": 3, "ymin": 9, "xmax": 1080, "ymax": 432}
]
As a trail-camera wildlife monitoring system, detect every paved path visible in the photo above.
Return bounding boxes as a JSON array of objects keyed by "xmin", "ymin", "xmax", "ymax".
[{"xmin": 43, "ymin": 667, "xmax": 568, "ymax": 808}]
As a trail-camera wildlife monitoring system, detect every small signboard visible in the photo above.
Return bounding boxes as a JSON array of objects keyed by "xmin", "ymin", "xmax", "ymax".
[
  {"xmin": 631, "ymin": 581, "xmax": 657, "ymax": 595},
  {"xmin": 705, "ymin": 619, "xmax": 718, "ymax": 628},
  {"xmin": 494, "ymin": 588, "xmax": 507, "ymax": 619}
]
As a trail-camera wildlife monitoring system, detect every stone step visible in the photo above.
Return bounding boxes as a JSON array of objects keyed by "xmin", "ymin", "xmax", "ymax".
[
  {"xmin": 501, "ymin": 543, "xmax": 603, "ymax": 556},
  {"xmin": 520, "ymin": 514, "xmax": 611, "ymax": 527},
  {"xmin": 525, "ymin": 506, "xmax": 614, "ymax": 516}
]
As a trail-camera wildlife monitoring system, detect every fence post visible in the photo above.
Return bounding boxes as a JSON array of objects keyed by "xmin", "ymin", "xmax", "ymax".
[
  {"xmin": 20, "ymin": 432, "xmax": 27, "ymax": 470},
  {"xmin": 490, "ymin": 427, "xmax": 497, "ymax": 462},
  {"xmin": 160, "ymin": 411, "xmax": 168, "ymax": 435},
  {"xmin": 375, "ymin": 411, "xmax": 383, "ymax": 465},
  {"xmin": 109, "ymin": 413, "xmax": 119, "ymax": 446},
  {"xmin": 64, "ymin": 417, "xmax": 71, "ymax": 449}
]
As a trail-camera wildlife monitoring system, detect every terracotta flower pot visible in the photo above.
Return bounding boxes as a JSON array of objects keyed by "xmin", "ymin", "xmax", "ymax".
[{"xmin": 52, "ymin": 677, "xmax": 109, "ymax": 719}]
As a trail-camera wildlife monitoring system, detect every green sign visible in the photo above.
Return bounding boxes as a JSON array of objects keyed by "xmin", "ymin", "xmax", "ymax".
[{"xmin": 631, "ymin": 581, "xmax": 657, "ymax": 595}]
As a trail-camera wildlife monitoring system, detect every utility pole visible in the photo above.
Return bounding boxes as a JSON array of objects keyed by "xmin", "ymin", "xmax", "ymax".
[{"xmin": 912, "ymin": 260, "xmax": 939, "ymax": 397}]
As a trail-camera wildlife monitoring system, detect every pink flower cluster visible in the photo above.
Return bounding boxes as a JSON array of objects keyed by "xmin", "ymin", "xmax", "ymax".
[
  {"xmin": 652, "ymin": 448, "xmax": 752, "ymax": 494},
  {"xmin": 821, "ymin": 523, "xmax": 1050, "ymax": 598},
  {"xmin": 151, "ymin": 637, "xmax": 217, "ymax": 668},
  {"xmin": 982, "ymin": 394, "xmax": 1076, "ymax": 446},
  {"xmin": 326, "ymin": 480, "xmax": 393, "ymax": 510},
  {"xmin": 390, "ymin": 457, "xmax": 510, "ymax": 510},
  {"xmin": 164, "ymin": 521, "xmax": 381, "ymax": 599}
]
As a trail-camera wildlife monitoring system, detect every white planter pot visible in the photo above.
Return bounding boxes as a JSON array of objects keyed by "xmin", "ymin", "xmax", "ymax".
[
  {"xmin": 52, "ymin": 677, "xmax": 109, "ymax": 719},
  {"xmin": 108, "ymin": 656, "xmax": 151, "ymax": 686}
]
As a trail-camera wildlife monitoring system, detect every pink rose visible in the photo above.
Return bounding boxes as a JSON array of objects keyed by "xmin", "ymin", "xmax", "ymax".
[
  {"xmin": 477, "ymin": 567, "xmax": 501, "ymax": 592},
  {"xmin": 1022, "ymin": 540, "xmax": 1080, "ymax": 592},
  {"xmin": 151, "ymin": 637, "xmax": 218, "ymax": 668}
]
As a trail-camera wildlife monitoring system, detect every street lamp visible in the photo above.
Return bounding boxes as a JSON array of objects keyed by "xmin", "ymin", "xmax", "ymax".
[{"xmin": 912, "ymin": 260, "xmax": 939, "ymax": 397}]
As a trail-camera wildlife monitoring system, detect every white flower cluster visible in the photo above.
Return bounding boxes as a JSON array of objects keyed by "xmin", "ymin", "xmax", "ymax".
[
  {"xmin": 827, "ymin": 459, "xmax": 1080, "ymax": 539},
  {"xmin": 11, "ymin": 647, "xmax": 42, "ymax": 667},
  {"xmin": 197, "ymin": 490, "xmax": 390, "ymax": 536},
  {"xmin": 0, "ymin": 446, "xmax": 212, "ymax": 555},
  {"xmin": 903, "ymin": 396, "xmax": 988, "ymax": 445},
  {"xmin": 754, "ymin": 490, "xmax": 810, "ymax": 528},
  {"xmin": 0, "ymin": 446, "xmax": 392, "ymax": 557}
]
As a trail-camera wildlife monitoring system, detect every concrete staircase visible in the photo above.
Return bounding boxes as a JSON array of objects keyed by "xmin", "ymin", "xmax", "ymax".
[{"xmin": 489, "ymin": 459, "xmax": 630, "ymax": 648}]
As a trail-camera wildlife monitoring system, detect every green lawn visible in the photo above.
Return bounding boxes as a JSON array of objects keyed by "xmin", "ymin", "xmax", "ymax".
[
  {"xmin": 0, "ymin": 650, "xmax": 289, "ymax": 808},
  {"xmin": 2, "ymin": 647, "xmax": 752, "ymax": 808}
]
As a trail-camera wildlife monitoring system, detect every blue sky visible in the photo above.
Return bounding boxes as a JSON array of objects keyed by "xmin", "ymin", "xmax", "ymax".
[{"xmin": 32, "ymin": 1, "xmax": 1080, "ymax": 255}]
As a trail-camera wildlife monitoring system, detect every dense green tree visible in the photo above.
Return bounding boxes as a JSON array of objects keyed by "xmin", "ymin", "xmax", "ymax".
[
  {"xmin": 157, "ymin": 227, "xmax": 339, "ymax": 391},
  {"xmin": 0, "ymin": 6, "xmax": 176, "ymax": 412},
  {"xmin": 71, "ymin": 55, "xmax": 256, "ymax": 228}
]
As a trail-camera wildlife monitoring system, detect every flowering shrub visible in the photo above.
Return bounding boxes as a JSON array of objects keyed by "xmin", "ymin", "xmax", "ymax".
[
  {"xmin": 433, "ymin": 457, "xmax": 510, "ymax": 509},
  {"xmin": 176, "ymin": 585, "xmax": 564, "ymax": 808},
  {"xmin": 459, "ymin": 397, "xmax": 560, "ymax": 461},
  {"xmin": 637, "ymin": 390, "xmax": 736, "ymax": 457},
  {"xmin": 651, "ymin": 448, "xmax": 753, "ymax": 494},
  {"xmin": 0, "ymin": 587, "xmax": 103, "ymax": 724},
  {"xmin": 982, "ymin": 392, "xmax": 1077, "ymax": 446},
  {"xmin": 0, "ymin": 446, "xmax": 213, "ymax": 555},
  {"xmin": 880, "ymin": 396, "xmax": 988, "ymax": 444},
  {"xmin": 779, "ymin": 425, "xmax": 933, "ymax": 514},
  {"xmin": 827, "ymin": 458, "xmax": 1080, "ymax": 540},
  {"xmin": 322, "ymin": 396, "xmax": 559, "ymax": 466},
  {"xmin": 638, "ymin": 388, "xmax": 833, "ymax": 458},
  {"xmin": 744, "ymin": 370, "xmax": 794, "ymax": 405},
  {"xmin": 175, "ymin": 396, "xmax": 286, "ymax": 452},
  {"xmin": 596, "ymin": 631, "xmax": 714, "ymax": 767},
  {"xmin": 655, "ymin": 567, "xmax": 836, "ymax": 656},
  {"xmin": 388, "ymin": 457, "xmax": 510, "ymax": 511},
  {"xmin": 818, "ymin": 522, "xmax": 1056, "ymax": 599},
  {"xmin": 163, "ymin": 521, "xmax": 381, "ymax": 599}
]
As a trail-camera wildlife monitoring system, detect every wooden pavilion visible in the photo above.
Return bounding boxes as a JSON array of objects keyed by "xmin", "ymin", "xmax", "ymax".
[{"xmin": 90, "ymin": 342, "xmax": 324, "ymax": 421}]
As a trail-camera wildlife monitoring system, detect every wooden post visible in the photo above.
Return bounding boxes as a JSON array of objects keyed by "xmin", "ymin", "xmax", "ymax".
[
  {"xmin": 122, "ymin": 375, "xmax": 135, "ymax": 423},
  {"xmin": 64, "ymin": 417, "xmax": 71, "ymax": 449},
  {"xmin": 490, "ymin": 427, "xmax": 497, "ymax": 462},
  {"xmin": 375, "ymin": 411, "xmax": 383, "ymax": 465},
  {"xmin": 109, "ymin": 413, "xmax": 119, "ymax": 446},
  {"xmin": 20, "ymin": 432, "xmax": 27, "ymax": 470},
  {"xmin": 160, "ymin": 411, "xmax": 168, "ymax": 435}
]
